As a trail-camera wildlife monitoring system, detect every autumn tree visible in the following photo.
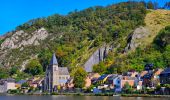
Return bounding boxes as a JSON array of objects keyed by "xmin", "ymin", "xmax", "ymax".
[{"xmin": 73, "ymin": 67, "xmax": 87, "ymax": 88}]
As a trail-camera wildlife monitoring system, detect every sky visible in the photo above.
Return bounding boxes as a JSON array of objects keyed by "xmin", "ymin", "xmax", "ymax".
[{"xmin": 0, "ymin": 0, "xmax": 169, "ymax": 35}]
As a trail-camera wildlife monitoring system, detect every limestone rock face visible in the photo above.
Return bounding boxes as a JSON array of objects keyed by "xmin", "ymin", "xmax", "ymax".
[
  {"xmin": 84, "ymin": 46, "xmax": 112, "ymax": 72},
  {"xmin": 125, "ymin": 26, "xmax": 150, "ymax": 52},
  {"xmin": 1, "ymin": 28, "xmax": 48, "ymax": 50}
]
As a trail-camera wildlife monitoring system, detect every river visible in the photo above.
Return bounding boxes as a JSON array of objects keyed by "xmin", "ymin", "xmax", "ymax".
[{"xmin": 0, "ymin": 95, "xmax": 169, "ymax": 100}]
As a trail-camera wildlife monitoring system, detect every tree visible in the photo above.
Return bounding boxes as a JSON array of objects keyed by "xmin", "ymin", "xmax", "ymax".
[
  {"xmin": 93, "ymin": 62, "xmax": 106, "ymax": 74},
  {"xmin": 147, "ymin": 1, "xmax": 154, "ymax": 9},
  {"xmin": 38, "ymin": 50, "xmax": 52, "ymax": 71},
  {"xmin": 0, "ymin": 68, "xmax": 9, "ymax": 79},
  {"xmin": 123, "ymin": 82, "xmax": 133, "ymax": 94},
  {"xmin": 21, "ymin": 82, "xmax": 29, "ymax": 88},
  {"xmin": 73, "ymin": 67, "xmax": 87, "ymax": 88},
  {"xmin": 9, "ymin": 66, "xmax": 18, "ymax": 76},
  {"xmin": 24, "ymin": 59, "xmax": 43, "ymax": 76},
  {"xmin": 163, "ymin": 45, "xmax": 170, "ymax": 66}
]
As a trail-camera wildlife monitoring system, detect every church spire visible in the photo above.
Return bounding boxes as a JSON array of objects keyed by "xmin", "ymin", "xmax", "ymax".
[{"xmin": 49, "ymin": 53, "xmax": 58, "ymax": 65}]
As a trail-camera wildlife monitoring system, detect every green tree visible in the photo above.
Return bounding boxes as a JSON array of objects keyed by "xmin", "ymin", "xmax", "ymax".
[
  {"xmin": 93, "ymin": 62, "xmax": 106, "ymax": 74},
  {"xmin": 24, "ymin": 59, "xmax": 43, "ymax": 76},
  {"xmin": 10, "ymin": 67, "xmax": 18, "ymax": 76},
  {"xmin": 73, "ymin": 67, "xmax": 87, "ymax": 88},
  {"xmin": 123, "ymin": 82, "xmax": 133, "ymax": 94},
  {"xmin": 147, "ymin": 1, "xmax": 154, "ymax": 9},
  {"xmin": 0, "ymin": 68, "xmax": 9, "ymax": 79},
  {"xmin": 163, "ymin": 45, "xmax": 170, "ymax": 66},
  {"xmin": 21, "ymin": 82, "xmax": 29, "ymax": 87}
]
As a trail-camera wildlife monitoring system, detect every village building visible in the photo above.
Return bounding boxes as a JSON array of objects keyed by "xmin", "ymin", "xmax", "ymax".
[
  {"xmin": 160, "ymin": 67, "xmax": 170, "ymax": 84},
  {"xmin": 0, "ymin": 78, "xmax": 16, "ymax": 93},
  {"xmin": 44, "ymin": 53, "xmax": 70, "ymax": 92},
  {"xmin": 105, "ymin": 74, "xmax": 119, "ymax": 89},
  {"xmin": 15, "ymin": 80, "xmax": 27, "ymax": 88},
  {"xmin": 65, "ymin": 78, "xmax": 74, "ymax": 90},
  {"xmin": 97, "ymin": 74, "xmax": 110, "ymax": 85},
  {"xmin": 85, "ymin": 73, "xmax": 100, "ymax": 88},
  {"xmin": 119, "ymin": 76, "xmax": 137, "ymax": 89}
]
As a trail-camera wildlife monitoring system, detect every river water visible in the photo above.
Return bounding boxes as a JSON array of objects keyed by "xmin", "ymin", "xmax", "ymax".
[{"xmin": 0, "ymin": 95, "xmax": 169, "ymax": 100}]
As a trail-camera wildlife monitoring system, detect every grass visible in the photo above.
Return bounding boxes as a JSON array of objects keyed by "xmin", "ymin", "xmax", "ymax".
[{"xmin": 144, "ymin": 9, "xmax": 170, "ymax": 45}]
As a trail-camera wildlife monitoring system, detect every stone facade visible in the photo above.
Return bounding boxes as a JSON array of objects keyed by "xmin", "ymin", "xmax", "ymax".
[
  {"xmin": 44, "ymin": 54, "xmax": 70, "ymax": 92},
  {"xmin": 0, "ymin": 79, "xmax": 16, "ymax": 93}
]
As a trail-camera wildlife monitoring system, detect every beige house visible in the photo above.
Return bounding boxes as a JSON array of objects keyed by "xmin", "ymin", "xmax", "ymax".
[
  {"xmin": 85, "ymin": 73, "xmax": 100, "ymax": 88},
  {"xmin": 0, "ymin": 78, "xmax": 16, "ymax": 93}
]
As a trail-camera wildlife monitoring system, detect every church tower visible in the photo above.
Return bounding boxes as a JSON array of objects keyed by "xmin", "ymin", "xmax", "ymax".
[
  {"xmin": 50, "ymin": 53, "xmax": 59, "ymax": 90},
  {"xmin": 44, "ymin": 53, "xmax": 70, "ymax": 93},
  {"xmin": 45, "ymin": 53, "xmax": 59, "ymax": 92}
]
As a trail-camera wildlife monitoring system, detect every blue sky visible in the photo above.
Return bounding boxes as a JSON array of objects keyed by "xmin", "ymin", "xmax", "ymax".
[{"xmin": 0, "ymin": 0, "xmax": 169, "ymax": 35}]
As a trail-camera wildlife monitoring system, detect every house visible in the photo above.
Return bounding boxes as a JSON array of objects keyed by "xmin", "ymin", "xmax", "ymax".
[
  {"xmin": 97, "ymin": 74, "xmax": 110, "ymax": 84},
  {"xmin": 137, "ymin": 80, "xmax": 143, "ymax": 90},
  {"xmin": 15, "ymin": 80, "xmax": 27, "ymax": 88},
  {"xmin": 119, "ymin": 76, "xmax": 137, "ymax": 89},
  {"xmin": 85, "ymin": 73, "xmax": 100, "ymax": 88},
  {"xmin": 0, "ymin": 78, "xmax": 16, "ymax": 93},
  {"xmin": 105, "ymin": 74, "xmax": 119, "ymax": 89},
  {"xmin": 27, "ymin": 77, "xmax": 42, "ymax": 88},
  {"xmin": 142, "ymin": 68, "xmax": 163, "ymax": 87},
  {"xmin": 140, "ymin": 71, "xmax": 148, "ymax": 78},
  {"xmin": 152, "ymin": 69, "xmax": 163, "ymax": 86},
  {"xmin": 65, "ymin": 78, "xmax": 74, "ymax": 90},
  {"xmin": 31, "ymin": 78, "xmax": 44, "ymax": 89},
  {"xmin": 160, "ymin": 68, "xmax": 170, "ymax": 84},
  {"xmin": 142, "ymin": 72, "xmax": 153, "ymax": 87},
  {"xmin": 44, "ymin": 53, "xmax": 70, "ymax": 92},
  {"xmin": 127, "ymin": 71, "xmax": 139, "ymax": 78}
]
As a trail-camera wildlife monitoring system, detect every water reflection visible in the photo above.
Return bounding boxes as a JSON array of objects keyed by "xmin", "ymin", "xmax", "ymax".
[{"xmin": 0, "ymin": 95, "xmax": 169, "ymax": 100}]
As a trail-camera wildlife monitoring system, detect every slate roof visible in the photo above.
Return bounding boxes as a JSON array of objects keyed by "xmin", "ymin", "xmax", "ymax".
[
  {"xmin": 98, "ymin": 74, "xmax": 109, "ymax": 81},
  {"xmin": 121, "ymin": 76, "xmax": 137, "ymax": 80},
  {"xmin": 107, "ymin": 74, "xmax": 118, "ymax": 81},
  {"xmin": 58, "ymin": 67, "xmax": 69, "ymax": 75},
  {"xmin": 16, "ymin": 80, "xmax": 27, "ymax": 84},
  {"xmin": 50, "ymin": 53, "xmax": 58, "ymax": 65},
  {"xmin": 161, "ymin": 68, "xmax": 170, "ymax": 74}
]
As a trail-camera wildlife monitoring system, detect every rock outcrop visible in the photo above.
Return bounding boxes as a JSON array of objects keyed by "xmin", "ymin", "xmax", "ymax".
[
  {"xmin": 125, "ymin": 26, "xmax": 150, "ymax": 52},
  {"xmin": 84, "ymin": 46, "xmax": 112, "ymax": 72},
  {"xmin": 1, "ymin": 28, "xmax": 48, "ymax": 50}
]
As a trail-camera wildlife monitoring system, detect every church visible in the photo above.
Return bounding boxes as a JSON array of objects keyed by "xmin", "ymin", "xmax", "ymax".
[{"xmin": 44, "ymin": 53, "xmax": 70, "ymax": 92}]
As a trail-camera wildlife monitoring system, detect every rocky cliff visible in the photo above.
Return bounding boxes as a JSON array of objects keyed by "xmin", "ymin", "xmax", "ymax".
[
  {"xmin": 125, "ymin": 26, "xmax": 150, "ymax": 52},
  {"xmin": 0, "ymin": 28, "xmax": 49, "ymax": 67},
  {"xmin": 1, "ymin": 28, "xmax": 48, "ymax": 50},
  {"xmin": 84, "ymin": 46, "xmax": 112, "ymax": 72}
]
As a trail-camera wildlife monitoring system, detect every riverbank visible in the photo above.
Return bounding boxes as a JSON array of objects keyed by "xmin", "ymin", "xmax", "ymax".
[
  {"xmin": 121, "ymin": 94, "xmax": 170, "ymax": 98},
  {"xmin": 48, "ymin": 93, "xmax": 170, "ymax": 98},
  {"xmin": 2, "ymin": 92, "xmax": 170, "ymax": 98}
]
